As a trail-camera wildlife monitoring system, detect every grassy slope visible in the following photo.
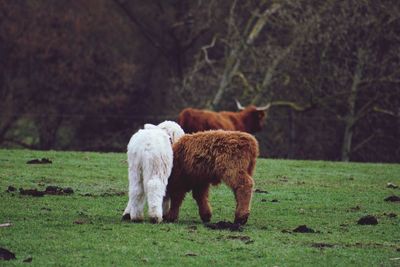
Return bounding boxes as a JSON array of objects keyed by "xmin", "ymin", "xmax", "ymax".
[{"xmin": 0, "ymin": 149, "xmax": 399, "ymax": 266}]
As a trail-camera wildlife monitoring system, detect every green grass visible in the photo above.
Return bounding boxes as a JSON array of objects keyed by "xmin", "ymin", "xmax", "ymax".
[{"xmin": 0, "ymin": 149, "xmax": 399, "ymax": 266}]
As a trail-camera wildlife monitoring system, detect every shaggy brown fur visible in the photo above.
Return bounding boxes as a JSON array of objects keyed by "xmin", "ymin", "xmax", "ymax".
[
  {"xmin": 178, "ymin": 106, "xmax": 268, "ymax": 134},
  {"xmin": 164, "ymin": 130, "xmax": 259, "ymax": 225}
]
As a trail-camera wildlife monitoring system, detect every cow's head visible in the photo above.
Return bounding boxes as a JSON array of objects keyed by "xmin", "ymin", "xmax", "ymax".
[{"xmin": 235, "ymin": 99, "xmax": 271, "ymax": 133}]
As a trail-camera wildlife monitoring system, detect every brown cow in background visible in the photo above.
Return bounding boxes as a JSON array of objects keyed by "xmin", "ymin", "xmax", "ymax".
[{"xmin": 178, "ymin": 100, "xmax": 271, "ymax": 134}]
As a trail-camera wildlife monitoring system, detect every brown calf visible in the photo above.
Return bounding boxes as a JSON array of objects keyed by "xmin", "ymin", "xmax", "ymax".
[{"xmin": 164, "ymin": 130, "xmax": 259, "ymax": 225}]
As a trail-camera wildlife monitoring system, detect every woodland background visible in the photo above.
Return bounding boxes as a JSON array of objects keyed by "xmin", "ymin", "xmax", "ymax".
[{"xmin": 0, "ymin": 0, "xmax": 399, "ymax": 162}]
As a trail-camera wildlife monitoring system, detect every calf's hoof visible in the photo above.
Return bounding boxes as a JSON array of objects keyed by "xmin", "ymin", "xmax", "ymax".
[
  {"xmin": 149, "ymin": 217, "xmax": 162, "ymax": 224},
  {"xmin": 163, "ymin": 214, "xmax": 177, "ymax": 223},
  {"xmin": 121, "ymin": 214, "xmax": 131, "ymax": 221},
  {"xmin": 234, "ymin": 213, "xmax": 249, "ymax": 225},
  {"xmin": 200, "ymin": 213, "xmax": 212, "ymax": 223}
]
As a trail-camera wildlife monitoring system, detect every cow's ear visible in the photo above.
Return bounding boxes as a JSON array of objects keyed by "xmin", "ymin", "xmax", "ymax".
[{"xmin": 144, "ymin": 123, "xmax": 158, "ymax": 129}]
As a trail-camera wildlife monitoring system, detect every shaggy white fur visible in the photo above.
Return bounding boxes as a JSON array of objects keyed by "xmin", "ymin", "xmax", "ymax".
[{"xmin": 122, "ymin": 121, "xmax": 184, "ymax": 223}]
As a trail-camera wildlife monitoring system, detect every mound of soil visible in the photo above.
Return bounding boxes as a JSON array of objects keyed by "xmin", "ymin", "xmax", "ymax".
[
  {"xmin": 357, "ymin": 215, "xmax": 378, "ymax": 225},
  {"xmin": 45, "ymin": 186, "xmax": 74, "ymax": 195},
  {"xmin": 0, "ymin": 247, "xmax": 16, "ymax": 261},
  {"xmin": 17, "ymin": 186, "xmax": 74, "ymax": 197},
  {"xmin": 19, "ymin": 188, "xmax": 45, "ymax": 197},
  {"xmin": 6, "ymin": 186, "xmax": 16, "ymax": 193},
  {"xmin": 384, "ymin": 195, "xmax": 400, "ymax": 202},
  {"xmin": 81, "ymin": 191, "xmax": 125, "ymax": 197},
  {"xmin": 26, "ymin": 158, "xmax": 52, "ymax": 164},
  {"xmin": 293, "ymin": 225, "xmax": 315, "ymax": 233},
  {"xmin": 204, "ymin": 221, "xmax": 243, "ymax": 232}
]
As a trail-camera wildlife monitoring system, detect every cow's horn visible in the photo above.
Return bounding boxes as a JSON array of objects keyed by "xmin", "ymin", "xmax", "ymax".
[
  {"xmin": 235, "ymin": 99, "xmax": 245, "ymax": 110},
  {"xmin": 256, "ymin": 103, "xmax": 271, "ymax": 111}
]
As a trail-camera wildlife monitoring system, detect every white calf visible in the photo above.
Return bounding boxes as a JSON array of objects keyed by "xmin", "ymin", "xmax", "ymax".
[{"xmin": 122, "ymin": 121, "xmax": 184, "ymax": 223}]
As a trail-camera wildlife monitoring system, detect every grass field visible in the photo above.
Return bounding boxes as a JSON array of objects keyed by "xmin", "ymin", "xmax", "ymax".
[{"xmin": 0, "ymin": 149, "xmax": 399, "ymax": 266}]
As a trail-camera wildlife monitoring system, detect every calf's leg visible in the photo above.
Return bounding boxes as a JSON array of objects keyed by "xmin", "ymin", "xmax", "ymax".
[
  {"xmin": 162, "ymin": 196, "xmax": 171, "ymax": 217},
  {"xmin": 232, "ymin": 173, "xmax": 254, "ymax": 225},
  {"xmin": 164, "ymin": 188, "xmax": 186, "ymax": 222},
  {"xmin": 192, "ymin": 184, "xmax": 212, "ymax": 223},
  {"xmin": 127, "ymin": 178, "xmax": 146, "ymax": 222},
  {"xmin": 122, "ymin": 165, "xmax": 146, "ymax": 222},
  {"xmin": 145, "ymin": 177, "xmax": 166, "ymax": 223}
]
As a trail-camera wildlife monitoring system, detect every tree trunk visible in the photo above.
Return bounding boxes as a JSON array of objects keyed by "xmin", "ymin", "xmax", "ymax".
[
  {"xmin": 209, "ymin": 4, "xmax": 280, "ymax": 109},
  {"xmin": 341, "ymin": 48, "xmax": 364, "ymax": 161},
  {"xmin": 287, "ymin": 108, "xmax": 296, "ymax": 158},
  {"xmin": 37, "ymin": 115, "xmax": 63, "ymax": 150}
]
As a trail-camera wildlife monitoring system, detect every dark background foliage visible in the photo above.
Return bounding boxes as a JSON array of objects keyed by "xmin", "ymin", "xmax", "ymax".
[{"xmin": 1, "ymin": 0, "xmax": 399, "ymax": 162}]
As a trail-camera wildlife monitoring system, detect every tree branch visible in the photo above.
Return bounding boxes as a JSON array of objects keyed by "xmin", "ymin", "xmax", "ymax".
[
  {"xmin": 210, "ymin": 3, "xmax": 280, "ymax": 109},
  {"xmin": 112, "ymin": 0, "xmax": 167, "ymax": 56},
  {"xmin": 373, "ymin": 106, "xmax": 400, "ymax": 117},
  {"xmin": 201, "ymin": 34, "xmax": 217, "ymax": 64},
  {"xmin": 270, "ymin": 101, "xmax": 315, "ymax": 112},
  {"xmin": 352, "ymin": 133, "xmax": 376, "ymax": 153}
]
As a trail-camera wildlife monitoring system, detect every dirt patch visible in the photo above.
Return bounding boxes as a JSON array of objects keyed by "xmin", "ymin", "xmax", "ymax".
[
  {"xmin": 19, "ymin": 188, "xmax": 45, "ymax": 197},
  {"xmin": 226, "ymin": 235, "xmax": 254, "ymax": 244},
  {"xmin": 81, "ymin": 191, "xmax": 125, "ymax": 197},
  {"xmin": 311, "ymin": 243, "xmax": 334, "ymax": 249},
  {"xmin": 16, "ymin": 186, "xmax": 74, "ymax": 197},
  {"xmin": 185, "ymin": 252, "xmax": 198, "ymax": 257},
  {"xmin": 384, "ymin": 195, "xmax": 400, "ymax": 202},
  {"xmin": 357, "ymin": 215, "xmax": 378, "ymax": 225},
  {"xmin": 293, "ymin": 225, "xmax": 316, "ymax": 233},
  {"xmin": 261, "ymin": 198, "xmax": 278, "ymax": 203},
  {"xmin": 254, "ymin": 189, "xmax": 269, "ymax": 194},
  {"xmin": 6, "ymin": 186, "xmax": 16, "ymax": 193},
  {"xmin": 23, "ymin": 257, "xmax": 33, "ymax": 263},
  {"xmin": 204, "ymin": 221, "xmax": 243, "ymax": 232},
  {"xmin": 0, "ymin": 247, "xmax": 16, "ymax": 261},
  {"xmin": 44, "ymin": 186, "xmax": 74, "ymax": 195},
  {"xmin": 26, "ymin": 158, "xmax": 52, "ymax": 164}
]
